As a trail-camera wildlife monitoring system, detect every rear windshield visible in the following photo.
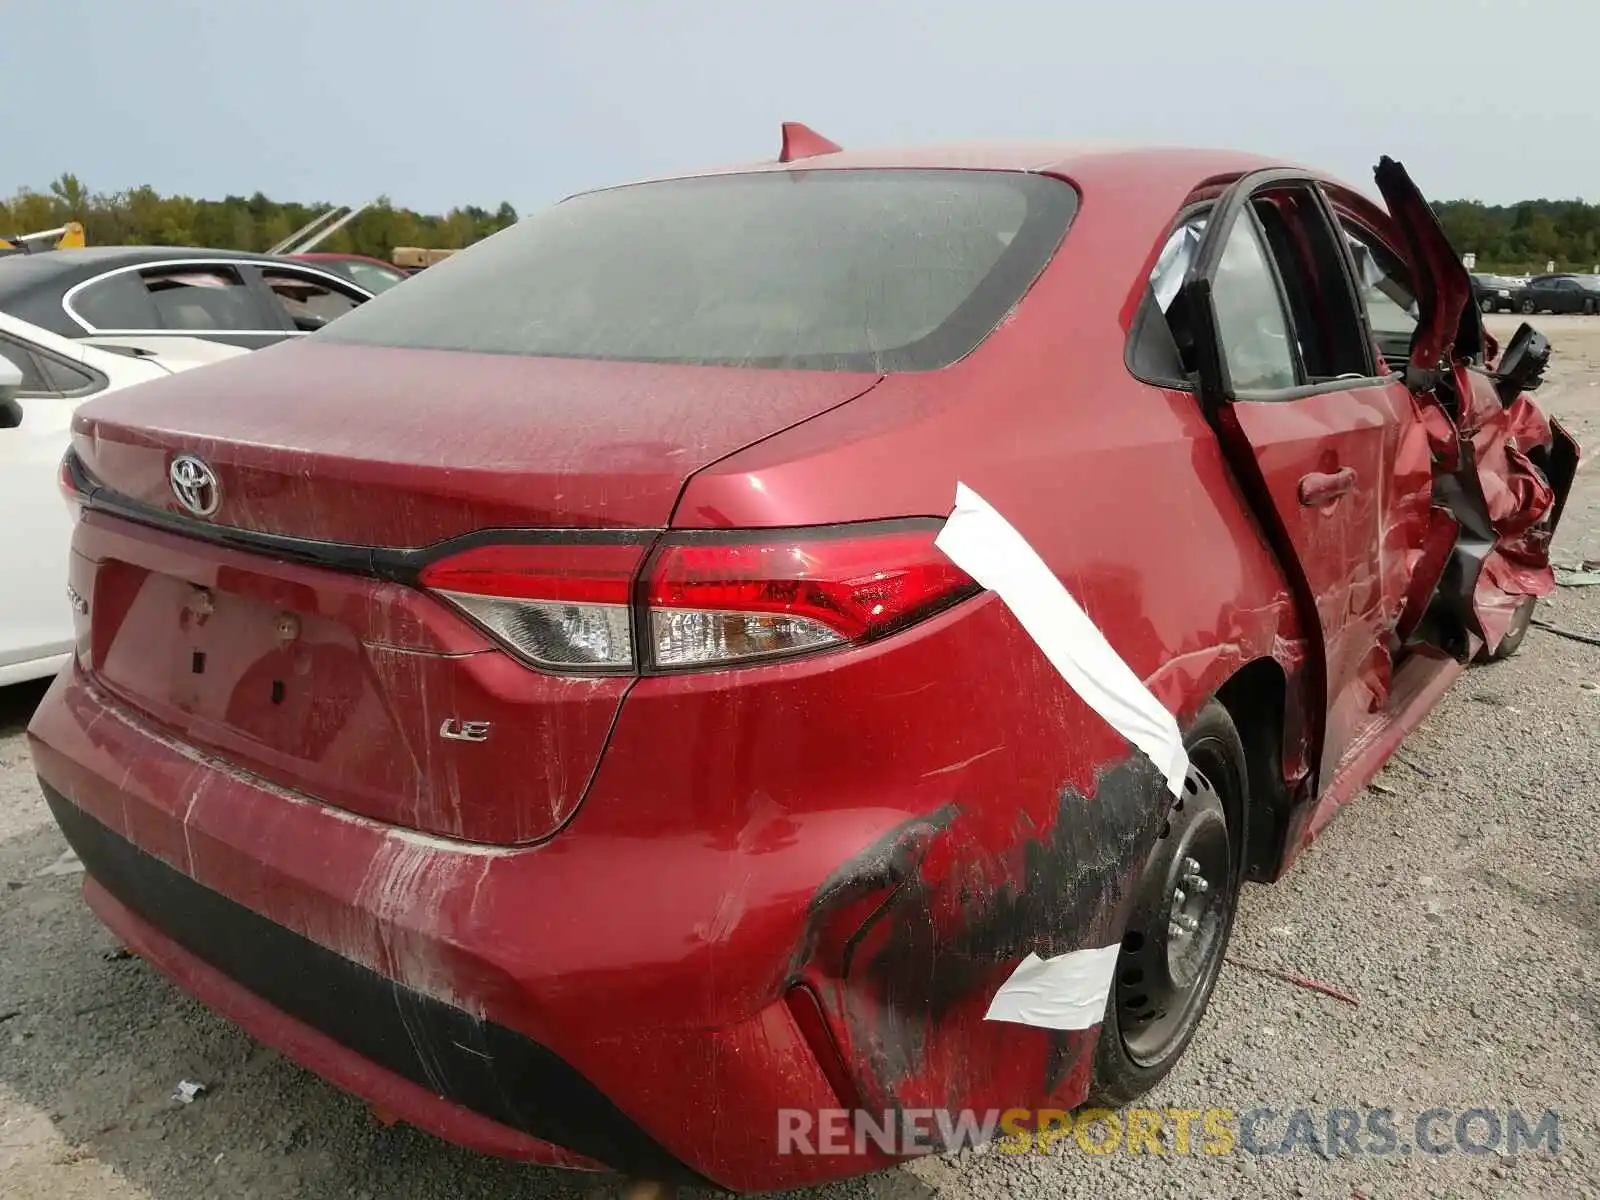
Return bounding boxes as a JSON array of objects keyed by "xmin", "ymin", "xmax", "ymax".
[{"xmin": 317, "ymin": 169, "xmax": 1077, "ymax": 372}]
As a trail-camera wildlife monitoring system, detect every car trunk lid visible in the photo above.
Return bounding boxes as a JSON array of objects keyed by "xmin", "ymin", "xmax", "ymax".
[
  {"xmin": 68, "ymin": 341, "xmax": 881, "ymax": 844},
  {"xmin": 71, "ymin": 340, "xmax": 882, "ymax": 544}
]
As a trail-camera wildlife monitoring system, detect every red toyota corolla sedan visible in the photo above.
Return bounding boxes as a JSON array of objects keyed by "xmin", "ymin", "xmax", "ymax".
[{"xmin": 29, "ymin": 126, "xmax": 1578, "ymax": 1193}]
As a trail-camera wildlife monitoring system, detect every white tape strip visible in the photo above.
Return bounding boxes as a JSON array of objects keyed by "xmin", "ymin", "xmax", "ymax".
[
  {"xmin": 983, "ymin": 946, "xmax": 1122, "ymax": 1030},
  {"xmin": 934, "ymin": 482, "xmax": 1189, "ymax": 797}
]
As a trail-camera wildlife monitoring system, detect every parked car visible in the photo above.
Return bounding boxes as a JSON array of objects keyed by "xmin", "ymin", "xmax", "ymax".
[
  {"xmin": 0, "ymin": 310, "xmax": 244, "ymax": 685},
  {"xmin": 1518, "ymin": 272, "xmax": 1600, "ymax": 315},
  {"xmin": 28, "ymin": 130, "xmax": 1578, "ymax": 1194},
  {"xmin": 1470, "ymin": 271, "xmax": 1520, "ymax": 313},
  {"xmin": 288, "ymin": 251, "xmax": 410, "ymax": 294},
  {"xmin": 0, "ymin": 247, "xmax": 374, "ymax": 352}
]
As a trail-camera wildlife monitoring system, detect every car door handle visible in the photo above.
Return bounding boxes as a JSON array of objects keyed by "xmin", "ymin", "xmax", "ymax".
[{"xmin": 1298, "ymin": 467, "xmax": 1357, "ymax": 506}]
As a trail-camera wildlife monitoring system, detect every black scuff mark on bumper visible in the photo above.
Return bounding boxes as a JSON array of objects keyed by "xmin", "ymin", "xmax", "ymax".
[{"xmin": 799, "ymin": 753, "xmax": 1169, "ymax": 1106}]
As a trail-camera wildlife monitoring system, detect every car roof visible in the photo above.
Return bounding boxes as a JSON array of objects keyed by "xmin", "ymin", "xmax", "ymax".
[
  {"xmin": 0, "ymin": 245, "xmax": 293, "ymax": 298},
  {"xmin": 608, "ymin": 141, "xmax": 1311, "ymax": 197}
]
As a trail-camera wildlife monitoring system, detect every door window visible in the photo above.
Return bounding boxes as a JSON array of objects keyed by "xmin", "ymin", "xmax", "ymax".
[
  {"xmin": 1250, "ymin": 189, "xmax": 1372, "ymax": 382},
  {"xmin": 261, "ymin": 270, "xmax": 364, "ymax": 332},
  {"xmin": 1210, "ymin": 218, "xmax": 1298, "ymax": 392},
  {"xmin": 143, "ymin": 267, "xmax": 262, "ymax": 330},
  {"xmin": 72, "ymin": 264, "xmax": 266, "ymax": 332},
  {"xmin": 1340, "ymin": 223, "xmax": 1419, "ymax": 365}
]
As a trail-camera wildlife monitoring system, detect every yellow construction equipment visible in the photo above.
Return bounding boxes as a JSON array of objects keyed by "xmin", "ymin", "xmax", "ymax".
[
  {"xmin": 0, "ymin": 221, "xmax": 86, "ymax": 254},
  {"xmin": 392, "ymin": 246, "xmax": 456, "ymax": 270}
]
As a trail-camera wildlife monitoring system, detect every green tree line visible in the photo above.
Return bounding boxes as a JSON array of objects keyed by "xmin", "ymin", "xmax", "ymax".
[
  {"xmin": 8, "ymin": 173, "xmax": 1600, "ymax": 275},
  {"xmin": 1434, "ymin": 198, "xmax": 1600, "ymax": 273},
  {"xmin": 1, "ymin": 174, "xmax": 518, "ymax": 262}
]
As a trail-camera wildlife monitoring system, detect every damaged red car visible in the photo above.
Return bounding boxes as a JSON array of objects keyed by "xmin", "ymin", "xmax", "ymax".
[{"xmin": 29, "ymin": 126, "xmax": 1580, "ymax": 1193}]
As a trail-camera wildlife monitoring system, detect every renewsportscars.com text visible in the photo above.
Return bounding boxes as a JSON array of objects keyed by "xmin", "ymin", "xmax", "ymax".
[{"xmin": 777, "ymin": 1106, "xmax": 1562, "ymax": 1159}]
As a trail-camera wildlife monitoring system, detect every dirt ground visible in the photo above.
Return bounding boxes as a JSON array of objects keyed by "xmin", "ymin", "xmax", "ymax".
[{"xmin": 1, "ymin": 315, "xmax": 1596, "ymax": 1200}]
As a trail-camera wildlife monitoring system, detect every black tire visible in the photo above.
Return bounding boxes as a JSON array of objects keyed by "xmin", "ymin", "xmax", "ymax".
[
  {"xmin": 1089, "ymin": 701, "xmax": 1247, "ymax": 1106},
  {"xmin": 1587, "ymin": 299, "xmax": 1597, "ymax": 316},
  {"xmin": 1521, "ymin": 299, "xmax": 1537, "ymax": 315},
  {"xmin": 1474, "ymin": 595, "xmax": 1536, "ymax": 664},
  {"xmin": 1480, "ymin": 297, "xmax": 1496, "ymax": 314}
]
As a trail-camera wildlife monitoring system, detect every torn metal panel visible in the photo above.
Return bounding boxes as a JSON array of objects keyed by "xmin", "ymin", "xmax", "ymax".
[
  {"xmin": 1373, "ymin": 156, "xmax": 1483, "ymax": 385},
  {"xmin": 1369, "ymin": 158, "xmax": 1574, "ymax": 662},
  {"xmin": 1402, "ymin": 344, "xmax": 1566, "ymax": 659}
]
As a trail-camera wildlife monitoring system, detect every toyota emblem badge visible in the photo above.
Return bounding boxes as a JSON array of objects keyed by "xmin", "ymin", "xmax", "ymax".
[{"xmin": 169, "ymin": 455, "xmax": 221, "ymax": 517}]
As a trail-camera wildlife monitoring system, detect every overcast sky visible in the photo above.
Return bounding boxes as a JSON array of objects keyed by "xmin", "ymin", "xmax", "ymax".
[{"xmin": 3, "ymin": 0, "xmax": 1594, "ymax": 216}]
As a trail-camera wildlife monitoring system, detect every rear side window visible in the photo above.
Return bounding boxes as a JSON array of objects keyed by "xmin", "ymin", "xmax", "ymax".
[
  {"xmin": 72, "ymin": 265, "xmax": 266, "ymax": 331},
  {"xmin": 143, "ymin": 267, "xmax": 261, "ymax": 331},
  {"xmin": 262, "ymin": 270, "xmax": 363, "ymax": 331},
  {"xmin": 0, "ymin": 336, "xmax": 49, "ymax": 392},
  {"xmin": 0, "ymin": 335, "xmax": 101, "ymax": 397},
  {"xmin": 338, "ymin": 261, "xmax": 407, "ymax": 293},
  {"xmin": 319, "ymin": 170, "xmax": 1078, "ymax": 372},
  {"xmin": 72, "ymin": 272, "xmax": 160, "ymax": 330},
  {"xmin": 37, "ymin": 353, "xmax": 98, "ymax": 394}
]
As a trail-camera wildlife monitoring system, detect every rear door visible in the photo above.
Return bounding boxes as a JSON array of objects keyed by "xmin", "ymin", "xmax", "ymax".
[{"xmin": 1174, "ymin": 173, "xmax": 1433, "ymax": 791}]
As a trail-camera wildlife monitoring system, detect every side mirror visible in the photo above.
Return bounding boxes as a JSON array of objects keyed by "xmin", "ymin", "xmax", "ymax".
[
  {"xmin": 0, "ymin": 358, "xmax": 23, "ymax": 430},
  {"xmin": 1493, "ymin": 322, "xmax": 1551, "ymax": 404}
]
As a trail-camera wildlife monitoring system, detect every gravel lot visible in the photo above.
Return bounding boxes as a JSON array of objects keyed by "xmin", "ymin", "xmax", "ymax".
[{"xmin": 1, "ymin": 314, "xmax": 1596, "ymax": 1199}]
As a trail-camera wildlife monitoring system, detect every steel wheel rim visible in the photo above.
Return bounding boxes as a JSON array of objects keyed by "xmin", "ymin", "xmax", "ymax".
[{"xmin": 1114, "ymin": 744, "xmax": 1236, "ymax": 1067}]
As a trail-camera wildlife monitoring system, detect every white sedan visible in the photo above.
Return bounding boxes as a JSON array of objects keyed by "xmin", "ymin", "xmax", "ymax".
[{"xmin": 0, "ymin": 312, "xmax": 245, "ymax": 685}]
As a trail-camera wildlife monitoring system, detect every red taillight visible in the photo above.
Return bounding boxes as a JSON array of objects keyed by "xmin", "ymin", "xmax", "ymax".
[
  {"xmin": 417, "ymin": 542, "xmax": 640, "ymax": 605},
  {"xmin": 59, "ymin": 451, "xmax": 85, "ymax": 521},
  {"xmin": 418, "ymin": 541, "xmax": 645, "ymax": 671},
  {"xmin": 646, "ymin": 528, "xmax": 976, "ymax": 668},
  {"xmin": 418, "ymin": 524, "xmax": 976, "ymax": 674}
]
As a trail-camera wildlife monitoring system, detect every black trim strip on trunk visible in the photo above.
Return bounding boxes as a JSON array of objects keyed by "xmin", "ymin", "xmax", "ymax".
[
  {"xmin": 43, "ymin": 784, "xmax": 705, "ymax": 1185},
  {"xmin": 70, "ymin": 450, "xmax": 964, "ymax": 580},
  {"xmin": 68, "ymin": 449, "xmax": 657, "ymax": 583}
]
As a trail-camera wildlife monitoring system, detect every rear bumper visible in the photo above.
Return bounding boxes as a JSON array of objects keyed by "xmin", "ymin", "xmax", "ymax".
[
  {"xmin": 27, "ymin": 667, "xmax": 855, "ymax": 1191},
  {"xmin": 76, "ymin": 857, "xmax": 609, "ymax": 1174},
  {"xmin": 29, "ymin": 572, "xmax": 1172, "ymax": 1189}
]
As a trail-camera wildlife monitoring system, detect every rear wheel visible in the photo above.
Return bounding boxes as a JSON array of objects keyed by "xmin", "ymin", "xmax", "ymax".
[
  {"xmin": 1480, "ymin": 296, "xmax": 1496, "ymax": 314},
  {"xmin": 1586, "ymin": 299, "xmax": 1597, "ymax": 316},
  {"xmin": 1089, "ymin": 701, "xmax": 1246, "ymax": 1106},
  {"xmin": 1521, "ymin": 299, "xmax": 1537, "ymax": 315},
  {"xmin": 1474, "ymin": 595, "xmax": 1537, "ymax": 663}
]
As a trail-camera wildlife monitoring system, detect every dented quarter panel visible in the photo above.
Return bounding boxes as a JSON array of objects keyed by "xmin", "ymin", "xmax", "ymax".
[{"xmin": 653, "ymin": 153, "xmax": 1312, "ymax": 1130}]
